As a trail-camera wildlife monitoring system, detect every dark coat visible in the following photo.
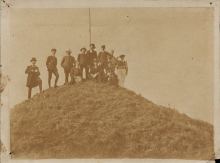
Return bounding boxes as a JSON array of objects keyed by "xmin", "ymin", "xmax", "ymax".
[
  {"xmin": 25, "ymin": 65, "xmax": 41, "ymax": 88},
  {"xmin": 97, "ymin": 51, "xmax": 110, "ymax": 67},
  {"xmin": 46, "ymin": 55, "xmax": 58, "ymax": 71},
  {"xmin": 61, "ymin": 55, "xmax": 76, "ymax": 73},
  {"xmin": 70, "ymin": 67, "xmax": 82, "ymax": 77},
  {"xmin": 90, "ymin": 66, "xmax": 100, "ymax": 75},
  {"xmin": 86, "ymin": 50, "xmax": 97, "ymax": 67},
  {"xmin": 77, "ymin": 53, "xmax": 88, "ymax": 66}
]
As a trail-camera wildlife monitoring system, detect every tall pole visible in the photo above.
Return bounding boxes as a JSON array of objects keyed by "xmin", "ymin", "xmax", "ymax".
[{"xmin": 89, "ymin": 8, "xmax": 91, "ymax": 45}]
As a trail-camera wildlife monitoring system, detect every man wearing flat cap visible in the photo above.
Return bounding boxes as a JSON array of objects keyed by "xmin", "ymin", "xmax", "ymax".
[
  {"xmin": 25, "ymin": 57, "xmax": 42, "ymax": 99},
  {"xmin": 61, "ymin": 49, "xmax": 76, "ymax": 85},
  {"xmin": 77, "ymin": 47, "xmax": 88, "ymax": 80},
  {"xmin": 116, "ymin": 54, "xmax": 128, "ymax": 87},
  {"xmin": 86, "ymin": 44, "xmax": 97, "ymax": 68},
  {"xmin": 46, "ymin": 48, "xmax": 59, "ymax": 88}
]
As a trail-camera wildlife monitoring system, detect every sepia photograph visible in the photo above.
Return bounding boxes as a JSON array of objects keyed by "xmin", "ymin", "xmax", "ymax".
[{"xmin": 1, "ymin": 0, "xmax": 219, "ymax": 162}]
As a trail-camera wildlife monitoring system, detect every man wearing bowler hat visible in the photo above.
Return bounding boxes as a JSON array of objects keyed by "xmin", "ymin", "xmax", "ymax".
[
  {"xmin": 77, "ymin": 47, "xmax": 88, "ymax": 80},
  {"xmin": 46, "ymin": 48, "xmax": 59, "ymax": 88},
  {"xmin": 61, "ymin": 49, "xmax": 76, "ymax": 85},
  {"xmin": 25, "ymin": 57, "xmax": 42, "ymax": 99},
  {"xmin": 86, "ymin": 44, "xmax": 97, "ymax": 68}
]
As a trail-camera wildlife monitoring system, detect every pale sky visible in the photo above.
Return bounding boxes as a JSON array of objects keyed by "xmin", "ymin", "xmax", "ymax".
[{"xmin": 9, "ymin": 8, "xmax": 214, "ymax": 124}]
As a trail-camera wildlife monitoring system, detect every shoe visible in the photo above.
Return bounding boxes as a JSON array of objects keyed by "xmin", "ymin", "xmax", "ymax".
[{"xmin": 54, "ymin": 85, "xmax": 58, "ymax": 88}]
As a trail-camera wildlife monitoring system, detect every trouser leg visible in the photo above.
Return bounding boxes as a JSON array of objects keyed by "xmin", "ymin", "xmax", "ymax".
[
  {"xmin": 38, "ymin": 79, "xmax": 42, "ymax": 91},
  {"xmin": 36, "ymin": 77, "xmax": 42, "ymax": 91},
  {"xmin": 48, "ymin": 71, "xmax": 52, "ymax": 87},
  {"xmin": 68, "ymin": 77, "xmax": 76, "ymax": 85},
  {"xmin": 65, "ymin": 72, "xmax": 69, "ymax": 83},
  {"xmin": 28, "ymin": 87, "xmax": 32, "ymax": 99},
  {"xmin": 53, "ymin": 71, "xmax": 59, "ymax": 86},
  {"xmin": 98, "ymin": 72, "xmax": 102, "ymax": 83},
  {"xmin": 120, "ymin": 69, "xmax": 126, "ymax": 87},
  {"xmin": 81, "ymin": 65, "xmax": 87, "ymax": 79},
  {"xmin": 117, "ymin": 69, "xmax": 122, "ymax": 87}
]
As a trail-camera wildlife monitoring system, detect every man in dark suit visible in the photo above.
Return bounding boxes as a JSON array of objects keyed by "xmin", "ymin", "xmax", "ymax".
[
  {"xmin": 77, "ymin": 47, "xmax": 88, "ymax": 80},
  {"xmin": 25, "ymin": 57, "xmax": 42, "ymax": 99},
  {"xmin": 86, "ymin": 44, "xmax": 97, "ymax": 68},
  {"xmin": 46, "ymin": 49, "xmax": 59, "ymax": 88},
  {"xmin": 97, "ymin": 45, "xmax": 111, "ymax": 82},
  {"xmin": 97, "ymin": 45, "xmax": 110, "ymax": 70},
  {"xmin": 61, "ymin": 49, "xmax": 76, "ymax": 85}
]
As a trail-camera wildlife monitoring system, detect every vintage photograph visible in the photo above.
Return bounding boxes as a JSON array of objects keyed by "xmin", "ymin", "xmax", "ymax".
[{"xmin": 1, "ymin": 2, "xmax": 219, "ymax": 162}]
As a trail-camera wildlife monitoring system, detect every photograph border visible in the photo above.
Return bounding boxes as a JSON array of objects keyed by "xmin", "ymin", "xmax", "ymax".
[{"xmin": 1, "ymin": 0, "xmax": 219, "ymax": 162}]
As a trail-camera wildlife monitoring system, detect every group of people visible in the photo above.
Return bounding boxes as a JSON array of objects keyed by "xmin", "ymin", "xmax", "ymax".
[{"xmin": 25, "ymin": 44, "xmax": 128, "ymax": 99}]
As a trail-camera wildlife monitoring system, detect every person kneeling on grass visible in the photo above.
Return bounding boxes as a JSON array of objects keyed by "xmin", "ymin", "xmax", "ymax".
[
  {"xmin": 69, "ymin": 62, "xmax": 82, "ymax": 84},
  {"xmin": 87, "ymin": 59, "xmax": 101, "ymax": 82}
]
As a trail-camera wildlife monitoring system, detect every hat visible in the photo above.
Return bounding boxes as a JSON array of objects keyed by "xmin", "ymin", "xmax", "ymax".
[
  {"xmin": 101, "ymin": 45, "xmax": 106, "ymax": 49},
  {"xmin": 66, "ymin": 49, "xmax": 72, "ymax": 53},
  {"xmin": 90, "ymin": 44, "xmax": 96, "ymax": 48},
  {"xmin": 118, "ymin": 54, "xmax": 125, "ymax": 58},
  {"xmin": 51, "ymin": 48, "xmax": 57, "ymax": 52},
  {"xmin": 30, "ymin": 57, "xmax": 37, "ymax": 62},
  {"xmin": 80, "ymin": 47, "xmax": 87, "ymax": 52}
]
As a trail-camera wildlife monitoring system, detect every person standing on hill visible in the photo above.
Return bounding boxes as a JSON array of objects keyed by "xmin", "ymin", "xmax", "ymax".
[
  {"xmin": 86, "ymin": 44, "xmax": 97, "ymax": 68},
  {"xmin": 97, "ymin": 45, "xmax": 110, "ymax": 82},
  {"xmin": 116, "ymin": 54, "xmax": 128, "ymax": 87},
  {"xmin": 46, "ymin": 49, "xmax": 59, "ymax": 88},
  {"xmin": 61, "ymin": 49, "xmax": 76, "ymax": 85},
  {"xmin": 107, "ymin": 49, "xmax": 118, "ymax": 73},
  {"xmin": 25, "ymin": 57, "xmax": 42, "ymax": 99},
  {"xmin": 69, "ymin": 61, "xmax": 82, "ymax": 84},
  {"xmin": 98, "ymin": 45, "xmax": 109, "ymax": 70},
  {"xmin": 77, "ymin": 47, "xmax": 88, "ymax": 80}
]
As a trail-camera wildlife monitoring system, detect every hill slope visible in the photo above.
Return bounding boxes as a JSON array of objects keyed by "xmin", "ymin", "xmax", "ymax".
[{"xmin": 10, "ymin": 81, "xmax": 214, "ymax": 160}]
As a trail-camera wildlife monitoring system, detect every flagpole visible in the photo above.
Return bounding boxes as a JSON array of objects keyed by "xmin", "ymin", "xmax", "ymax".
[{"xmin": 89, "ymin": 8, "xmax": 91, "ymax": 45}]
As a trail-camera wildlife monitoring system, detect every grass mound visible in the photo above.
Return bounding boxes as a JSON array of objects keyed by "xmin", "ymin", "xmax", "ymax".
[{"xmin": 10, "ymin": 81, "xmax": 214, "ymax": 159}]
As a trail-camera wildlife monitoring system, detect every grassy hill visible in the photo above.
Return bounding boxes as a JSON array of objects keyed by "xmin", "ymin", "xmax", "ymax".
[{"xmin": 10, "ymin": 81, "xmax": 214, "ymax": 160}]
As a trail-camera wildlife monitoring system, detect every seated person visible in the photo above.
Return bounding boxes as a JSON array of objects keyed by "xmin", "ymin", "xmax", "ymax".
[
  {"xmin": 69, "ymin": 62, "xmax": 82, "ymax": 84},
  {"xmin": 87, "ymin": 59, "xmax": 101, "ymax": 82},
  {"xmin": 106, "ymin": 62, "xmax": 118, "ymax": 86}
]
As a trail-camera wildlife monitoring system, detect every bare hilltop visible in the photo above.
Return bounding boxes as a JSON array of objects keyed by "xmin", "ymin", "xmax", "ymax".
[{"xmin": 10, "ymin": 81, "xmax": 214, "ymax": 160}]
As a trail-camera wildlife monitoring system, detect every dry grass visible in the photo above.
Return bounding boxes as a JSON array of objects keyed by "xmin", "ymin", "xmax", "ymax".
[{"xmin": 10, "ymin": 81, "xmax": 214, "ymax": 160}]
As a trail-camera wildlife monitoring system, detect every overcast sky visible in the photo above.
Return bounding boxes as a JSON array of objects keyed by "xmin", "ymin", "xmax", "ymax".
[{"xmin": 9, "ymin": 8, "xmax": 214, "ymax": 124}]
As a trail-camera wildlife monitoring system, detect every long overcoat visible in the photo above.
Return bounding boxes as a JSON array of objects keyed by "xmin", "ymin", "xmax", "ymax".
[{"xmin": 25, "ymin": 65, "xmax": 41, "ymax": 88}]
